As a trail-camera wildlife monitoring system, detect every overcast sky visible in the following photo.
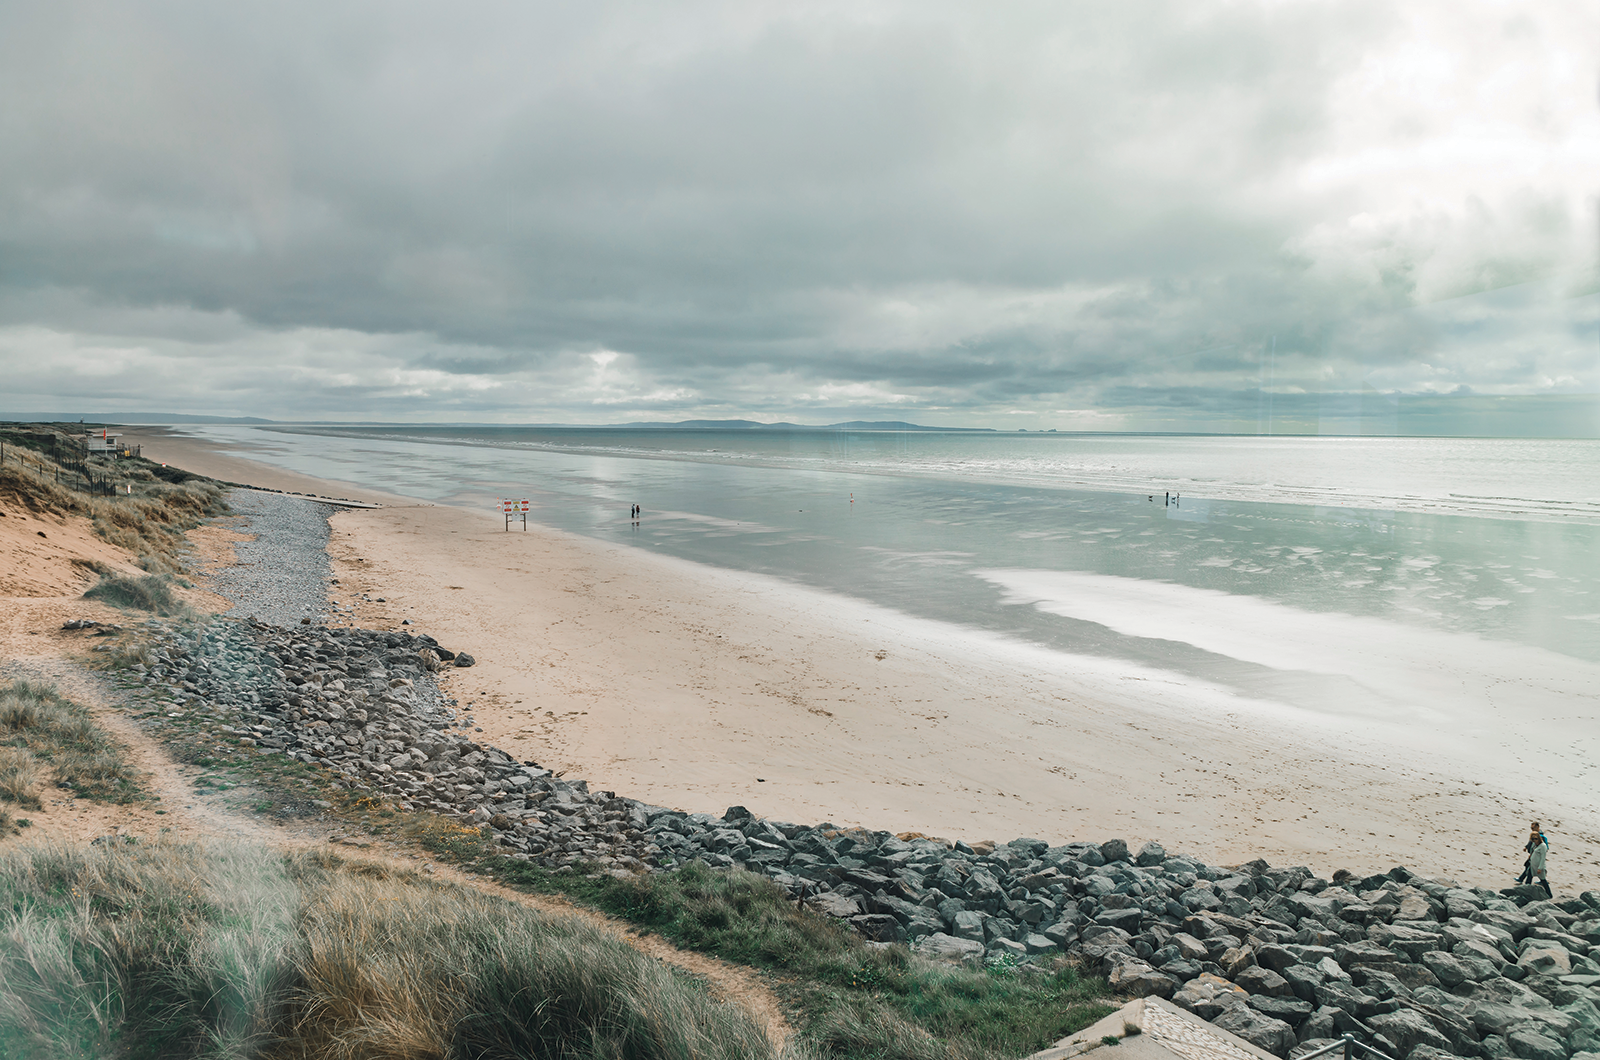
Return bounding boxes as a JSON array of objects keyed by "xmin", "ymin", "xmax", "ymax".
[{"xmin": 1, "ymin": 1, "xmax": 1596, "ymax": 432}]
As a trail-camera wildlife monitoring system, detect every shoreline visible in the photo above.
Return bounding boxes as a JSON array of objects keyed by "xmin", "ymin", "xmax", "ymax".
[{"xmin": 124, "ymin": 426, "xmax": 1599, "ymax": 888}]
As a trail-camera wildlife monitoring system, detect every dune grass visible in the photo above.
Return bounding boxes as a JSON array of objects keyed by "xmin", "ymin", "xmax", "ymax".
[
  {"xmin": 0, "ymin": 747, "xmax": 46, "ymax": 810},
  {"xmin": 0, "ymin": 840, "xmax": 796, "ymax": 1060},
  {"xmin": 0, "ymin": 681, "xmax": 144, "ymax": 805},
  {"xmin": 83, "ymin": 573, "xmax": 192, "ymax": 617},
  {"xmin": 0, "ymin": 422, "xmax": 227, "ymax": 575}
]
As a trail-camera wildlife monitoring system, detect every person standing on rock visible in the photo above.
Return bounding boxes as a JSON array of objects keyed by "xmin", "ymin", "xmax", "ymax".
[{"xmin": 1523, "ymin": 821, "xmax": 1551, "ymax": 897}]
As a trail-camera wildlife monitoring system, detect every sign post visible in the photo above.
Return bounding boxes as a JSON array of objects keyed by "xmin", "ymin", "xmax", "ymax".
[{"xmin": 502, "ymin": 499, "xmax": 529, "ymax": 531}]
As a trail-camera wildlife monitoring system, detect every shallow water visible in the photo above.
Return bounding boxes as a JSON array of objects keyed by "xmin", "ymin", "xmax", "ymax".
[{"xmin": 183, "ymin": 424, "xmax": 1600, "ymax": 767}]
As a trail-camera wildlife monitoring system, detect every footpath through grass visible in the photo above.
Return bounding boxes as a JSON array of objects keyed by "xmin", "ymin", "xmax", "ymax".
[{"xmin": 0, "ymin": 680, "xmax": 145, "ymax": 834}]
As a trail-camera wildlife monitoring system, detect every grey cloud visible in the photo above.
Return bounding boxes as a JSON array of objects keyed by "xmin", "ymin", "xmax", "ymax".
[{"xmin": 0, "ymin": 1, "xmax": 1593, "ymax": 431}]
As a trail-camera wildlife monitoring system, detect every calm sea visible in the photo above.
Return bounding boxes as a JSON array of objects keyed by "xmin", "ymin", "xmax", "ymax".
[{"xmin": 183, "ymin": 425, "xmax": 1600, "ymax": 754}]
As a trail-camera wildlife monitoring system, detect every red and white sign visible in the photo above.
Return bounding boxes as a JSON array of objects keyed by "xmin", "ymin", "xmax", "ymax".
[{"xmin": 501, "ymin": 498, "xmax": 530, "ymax": 530}]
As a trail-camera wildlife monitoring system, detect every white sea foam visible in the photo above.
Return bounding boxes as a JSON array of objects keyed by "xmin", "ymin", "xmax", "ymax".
[{"xmin": 975, "ymin": 567, "xmax": 1600, "ymax": 799}]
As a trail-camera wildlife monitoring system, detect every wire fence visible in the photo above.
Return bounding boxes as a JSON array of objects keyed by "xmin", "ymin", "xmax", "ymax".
[{"xmin": 0, "ymin": 436, "xmax": 137, "ymax": 497}]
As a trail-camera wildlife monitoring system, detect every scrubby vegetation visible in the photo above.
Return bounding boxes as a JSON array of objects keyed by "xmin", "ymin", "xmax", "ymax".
[
  {"xmin": 0, "ymin": 421, "xmax": 227, "ymax": 574},
  {"xmin": 0, "ymin": 840, "xmax": 791, "ymax": 1060},
  {"xmin": 84, "ymin": 573, "xmax": 193, "ymax": 617},
  {"xmin": 0, "ymin": 680, "xmax": 144, "ymax": 809}
]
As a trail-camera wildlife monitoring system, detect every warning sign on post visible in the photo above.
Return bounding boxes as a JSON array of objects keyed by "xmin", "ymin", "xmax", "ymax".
[{"xmin": 502, "ymin": 499, "xmax": 529, "ymax": 531}]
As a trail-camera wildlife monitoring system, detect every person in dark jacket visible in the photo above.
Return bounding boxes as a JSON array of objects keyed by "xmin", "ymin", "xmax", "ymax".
[{"xmin": 1523, "ymin": 821, "xmax": 1551, "ymax": 897}]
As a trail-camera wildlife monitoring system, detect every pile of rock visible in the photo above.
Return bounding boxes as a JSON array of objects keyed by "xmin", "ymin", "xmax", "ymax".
[
  {"xmin": 990, "ymin": 839, "xmax": 1600, "ymax": 1060},
  {"xmin": 126, "ymin": 620, "xmax": 659, "ymax": 871},
  {"xmin": 119, "ymin": 618, "xmax": 1600, "ymax": 1060},
  {"xmin": 642, "ymin": 823, "xmax": 1600, "ymax": 1060}
]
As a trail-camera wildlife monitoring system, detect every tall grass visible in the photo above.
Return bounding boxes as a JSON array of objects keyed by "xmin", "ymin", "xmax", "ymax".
[
  {"xmin": 0, "ymin": 681, "xmax": 143, "ymax": 804},
  {"xmin": 83, "ymin": 573, "xmax": 190, "ymax": 617},
  {"xmin": 0, "ymin": 841, "xmax": 795, "ymax": 1060},
  {"xmin": 0, "ymin": 425, "xmax": 227, "ymax": 574},
  {"xmin": 0, "ymin": 747, "xmax": 45, "ymax": 809},
  {"xmin": 87, "ymin": 484, "xmax": 227, "ymax": 575}
]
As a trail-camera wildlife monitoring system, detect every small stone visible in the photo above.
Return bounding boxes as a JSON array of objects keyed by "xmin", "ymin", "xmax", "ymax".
[
  {"xmin": 1248, "ymin": 993, "xmax": 1314, "ymax": 1024},
  {"xmin": 1423, "ymin": 951, "xmax": 1472, "ymax": 987},
  {"xmin": 1506, "ymin": 1028, "xmax": 1565, "ymax": 1060},
  {"xmin": 1236, "ymin": 965, "xmax": 1294, "ymax": 998},
  {"xmin": 1173, "ymin": 972, "xmax": 1249, "ymax": 1020},
  {"xmin": 1023, "ymin": 933, "xmax": 1058, "ymax": 955},
  {"xmin": 1212, "ymin": 1004, "xmax": 1297, "ymax": 1055},
  {"xmin": 1220, "ymin": 945, "xmax": 1256, "ymax": 978},
  {"xmin": 1160, "ymin": 959, "xmax": 1204, "ymax": 982},
  {"xmin": 1136, "ymin": 841, "xmax": 1166, "ymax": 866},
  {"xmin": 914, "ymin": 933, "xmax": 984, "ymax": 965},
  {"xmin": 1367, "ymin": 1009, "xmax": 1453, "ymax": 1058},
  {"xmin": 1520, "ymin": 947, "xmax": 1572, "ymax": 977},
  {"xmin": 1042, "ymin": 921, "xmax": 1079, "ymax": 948},
  {"xmin": 1100, "ymin": 838, "xmax": 1130, "ymax": 863},
  {"xmin": 952, "ymin": 910, "xmax": 986, "ymax": 942},
  {"xmin": 850, "ymin": 913, "xmax": 902, "ymax": 942}
]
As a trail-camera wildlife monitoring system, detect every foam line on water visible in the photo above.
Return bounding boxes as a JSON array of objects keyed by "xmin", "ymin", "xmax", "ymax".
[{"xmin": 975, "ymin": 567, "xmax": 1600, "ymax": 797}]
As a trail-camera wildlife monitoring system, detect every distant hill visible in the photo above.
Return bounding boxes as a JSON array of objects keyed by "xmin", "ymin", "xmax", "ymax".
[
  {"xmin": 616, "ymin": 419, "xmax": 994, "ymax": 432},
  {"xmin": 0, "ymin": 413, "xmax": 273, "ymax": 424},
  {"xmin": 0, "ymin": 414, "xmax": 994, "ymax": 431}
]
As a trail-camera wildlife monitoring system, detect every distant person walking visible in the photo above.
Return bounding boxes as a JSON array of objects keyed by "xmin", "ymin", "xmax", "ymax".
[{"xmin": 1519, "ymin": 821, "xmax": 1551, "ymax": 896}]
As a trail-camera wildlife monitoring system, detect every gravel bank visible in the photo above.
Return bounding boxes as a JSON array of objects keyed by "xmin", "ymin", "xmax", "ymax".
[{"xmin": 204, "ymin": 490, "xmax": 338, "ymax": 627}]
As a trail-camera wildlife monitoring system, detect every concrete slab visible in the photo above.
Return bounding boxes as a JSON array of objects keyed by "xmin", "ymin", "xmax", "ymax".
[{"xmin": 1028, "ymin": 997, "xmax": 1286, "ymax": 1060}]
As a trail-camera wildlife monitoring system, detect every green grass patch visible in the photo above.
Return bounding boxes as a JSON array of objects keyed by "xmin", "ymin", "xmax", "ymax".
[{"xmin": 0, "ymin": 681, "xmax": 144, "ymax": 804}]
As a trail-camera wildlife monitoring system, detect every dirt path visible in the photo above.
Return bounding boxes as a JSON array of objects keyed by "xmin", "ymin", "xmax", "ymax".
[{"xmin": 2, "ymin": 596, "xmax": 794, "ymax": 1049}]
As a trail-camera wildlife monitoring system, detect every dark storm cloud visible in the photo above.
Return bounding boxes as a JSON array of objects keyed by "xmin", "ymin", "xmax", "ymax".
[{"xmin": 0, "ymin": 1, "xmax": 1594, "ymax": 429}]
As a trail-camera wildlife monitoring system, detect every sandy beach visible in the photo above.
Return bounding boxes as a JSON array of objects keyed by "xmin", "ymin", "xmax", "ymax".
[{"xmin": 122, "ymin": 427, "xmax": 1600, "ymax": 889}]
